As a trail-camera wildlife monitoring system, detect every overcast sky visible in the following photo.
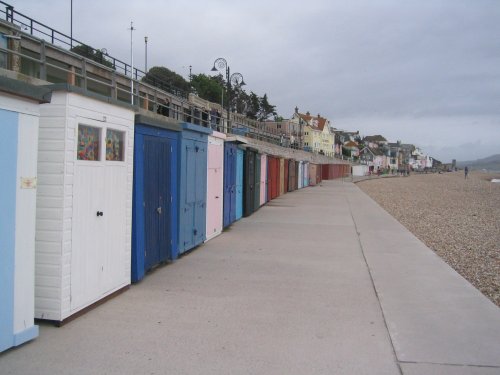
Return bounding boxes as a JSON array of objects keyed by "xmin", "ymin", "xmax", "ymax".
[{"xmin": 7, "ymin": 0, "xmax": 500, "ymax": 162}]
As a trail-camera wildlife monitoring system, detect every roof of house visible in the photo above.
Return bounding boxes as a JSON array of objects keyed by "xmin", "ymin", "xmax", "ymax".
[
  {"xmin": 360, "ymin": 146, "xmax": 385, "ymax": 156},
  {"xmin": 337, "ymin": 130, "xmax": 359, "ymax": 137},
  {"xmin": 400, "ymin": 143, "xmax": 415, "ymax": 151},
  {"xmin": 344, "ymin": 140, "xmax": 359, "ymax": 148},
  {"xmin": 363, "ymin": 135, "xmax": 387, "ymax": 143},
  {"xmin": 297, "ymin": 112, "xmax": 328, "ymax": 131}
]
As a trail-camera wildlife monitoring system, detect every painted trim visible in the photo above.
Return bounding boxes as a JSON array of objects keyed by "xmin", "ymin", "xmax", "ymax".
[{"xmin": 180, "ymin": 122, "xmax": 212, "ymax": 135}]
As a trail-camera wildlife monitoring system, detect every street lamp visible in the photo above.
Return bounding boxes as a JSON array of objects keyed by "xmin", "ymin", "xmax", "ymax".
[
  {"xmin": 144, "ymin": 36, "xmax": 148, "ymax": 72},
  {"xmin": 211, "ymin": 57, "xmax": 245, "ymax": 133},
  {"xmin": 129, "ymin": 21, "xmax": 135, "ymax": 105}
]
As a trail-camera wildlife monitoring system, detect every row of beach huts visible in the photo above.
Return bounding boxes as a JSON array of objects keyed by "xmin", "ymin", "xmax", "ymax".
[{"xmin": 0, "ymin": 79, "xmax": 349, "ymax": 353}]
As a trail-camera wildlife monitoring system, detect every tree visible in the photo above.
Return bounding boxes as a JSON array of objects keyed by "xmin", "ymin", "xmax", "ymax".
[
  {"xmin": 70, "ymin": 44, "xmax": 113, "ymax": 68},
  {"xmin": 233, "ymin": 87, "xmax": 249, "ymax": 114},
  {"xmin": 190, "ymin": 73, "xmax": 225, "ymax": 105},
  {"xmin": 245, "ymin": 92, "xmax": 260, "ymax": 119},
  {"xmin": 142, "ymin": 66, "xmax": 191, "ymax": 96},
  {"xmin": 258, "ymin": 93, "xmax": 277, "ymax": 121},
  {"xmin": 138, "ymin": 65, "xmax": 282, "ymax": 123}
]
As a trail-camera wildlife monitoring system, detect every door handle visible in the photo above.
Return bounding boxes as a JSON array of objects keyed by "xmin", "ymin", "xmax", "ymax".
[
  {"xmin": 157, "ymin": 206, "xmax": 162, "ymax": 215},
  {"xmin": 96, "ymin": 211, "xmax": 103, "ymax": 217}
]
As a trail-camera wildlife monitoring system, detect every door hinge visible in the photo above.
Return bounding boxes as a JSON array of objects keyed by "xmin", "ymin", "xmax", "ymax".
[{"xmin": 171, "ymin": 146, "xmax": 173, "ymax": 153}]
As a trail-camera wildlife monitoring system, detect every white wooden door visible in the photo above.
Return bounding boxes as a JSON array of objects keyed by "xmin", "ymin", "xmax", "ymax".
[
  {"xmin": 71, "ymin": 122, "xmax": 129, "ymax": 312},
  {"xmin": 71, "ymin": 164, "xmax": 105, "ymax": 311},
  {"xmin": 102, "ymin": 165, "xmax": 127, "ymax": 292}
]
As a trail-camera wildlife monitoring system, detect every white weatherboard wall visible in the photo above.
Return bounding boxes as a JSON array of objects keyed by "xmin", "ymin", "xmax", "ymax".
[
  {"xmin": 0, "ymin": 93, "xmax": 40, "ymax": 352},
  {"xmin": 352, "ymin": 165, "xmax": 369, "ymax": 177},
  {"xmin": 35, "ymin": 91, "xmax": 134, "ymax": 322}
]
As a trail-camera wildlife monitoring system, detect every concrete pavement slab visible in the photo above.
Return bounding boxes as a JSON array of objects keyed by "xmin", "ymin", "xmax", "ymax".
[
  {"xmin": 400, "ymin": 363, "xmax": 500, "ymax": 375},
  {"xmin": 2, "ymin": 179, "xmax": 498, "ymax": 374},
  {"xmin": 0, "ymin": 181, "xmax": 400, "ymax": 375},
  {"xmin": 347, "ymin": 181, "xmax": 500, "ymax": 370}
]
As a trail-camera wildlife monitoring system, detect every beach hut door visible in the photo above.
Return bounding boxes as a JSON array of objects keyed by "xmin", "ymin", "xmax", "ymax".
[{"xmin": 143, "ymin": 137, "xmax": 170, "ymax": 271}]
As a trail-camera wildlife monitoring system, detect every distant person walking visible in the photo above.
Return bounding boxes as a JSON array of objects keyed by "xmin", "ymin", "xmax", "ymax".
[{"xmin": 464, "ymin": 166, "xmax": 469, "ymax": 179}]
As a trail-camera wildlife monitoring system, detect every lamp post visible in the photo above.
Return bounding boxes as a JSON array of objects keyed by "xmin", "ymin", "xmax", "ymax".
[
  {"xmin": 70, "ymin": 0, "xmax": 73, "ymax": 48},
  {"xmin": 129, "ymin": 21, "xmax": 135, "ymax": 105},
  {"xmin": 211, "ymin": 57, "xmax": 245, "ymax": 133},
  {"xmin": 144, "ymin": 36, "xmax": 148, "ymax": 72}
]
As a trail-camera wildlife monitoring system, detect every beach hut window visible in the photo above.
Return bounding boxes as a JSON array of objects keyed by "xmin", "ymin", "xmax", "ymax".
[
  {"xmin": 105, "ymin": 129, "xmax": 125, "ymax": 161},
  {"xmin": 77, "ymin": 125, "xmax": 101, "ymax": 161}
]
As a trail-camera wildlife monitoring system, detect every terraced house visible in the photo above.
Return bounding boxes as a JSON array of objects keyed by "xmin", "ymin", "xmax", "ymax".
[{"xmin": 291, "ymin": 109, "xmax": 335, "ymax": 156}]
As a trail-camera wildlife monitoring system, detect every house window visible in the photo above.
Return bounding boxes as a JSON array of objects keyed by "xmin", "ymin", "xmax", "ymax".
[
  {"xmin": 277, "ymin": 124, "xmax": 281, "ymax": 129},
  {"xmin": 106, "ymin": 129, "xmax": 125, "ymax": 161},
  {"xmin": 77, "ymin": 125, "xmax": 101, "ymax": 161}
]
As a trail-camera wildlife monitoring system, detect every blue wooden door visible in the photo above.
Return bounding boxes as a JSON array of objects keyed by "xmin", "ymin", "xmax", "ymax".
[
  {"xmin": 194, "ymin": 140, "xmax": 207, "ymax": 245},
  {"xmin": 254, "ymin": 154, "xmax": 261, "ymax": 212},
  {"xmin": 181, "ymin": 139, "xmax": 196, "ymax": 252},
  {"xmin": 223, "ymin": 143, "xmax": 236, "ymax": 227},
  {"xmin": 235, "ymin": 148, "xmax": 244, "ymax": 220},
  {"xmin": 179, "ymin": 139, "xmax": 207, "ymax": 253},
  {"xmin": 243, "ymin": 150, "xmax": 255, "ymax": 217},
  {"xmin": 132, "ymin": 124, "xmax": 179, "ymax": 282},
  {"xmin": 143, "ymin": 136, "xmax": 170, "ymax": 271}
]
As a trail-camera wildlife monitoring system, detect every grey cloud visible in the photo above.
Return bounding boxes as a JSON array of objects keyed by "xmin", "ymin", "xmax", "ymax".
[{"xmin": 8, "ymin": 0, "xmax": 500, "ymax": 161}]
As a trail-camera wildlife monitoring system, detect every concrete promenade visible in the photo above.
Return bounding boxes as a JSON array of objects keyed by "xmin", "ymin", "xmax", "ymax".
[{"xmin": 1, "ymin": 180, "xmax": 499, "ymax": 374}]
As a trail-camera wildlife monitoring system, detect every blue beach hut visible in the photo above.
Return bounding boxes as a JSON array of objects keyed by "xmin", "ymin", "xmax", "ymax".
[
  {"xmin": 177, "ymin": 122, "xmax": 212, "ymax": 256},
  {"xmin": 235, "ymin": 147, "xmax": 244, "ymax": 220},
  {"xmin": 131, "ymin": 115, "xmax": 180, "ymax": 282},
  {"xmin": 223, "ymin": 142, "xmax": 237, "ymax": 228}
]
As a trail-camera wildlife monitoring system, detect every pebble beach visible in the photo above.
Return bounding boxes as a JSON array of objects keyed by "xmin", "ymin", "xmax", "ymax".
[{"xmin": 357, "ymin": 170, "xmax": 500, "ymax": 307}]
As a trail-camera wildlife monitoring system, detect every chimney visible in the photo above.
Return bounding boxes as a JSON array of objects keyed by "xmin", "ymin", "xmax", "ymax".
[
  {"xmin": 295, "ymin": 106, "xmax": 299, "ymax": 114},
  {"xmin": 306, "ymin": 111, "xmax": 310, "ymax": 116},
  {"xmin": 317, "ymin": 114, "xmax": 320, "ymax": 118}
]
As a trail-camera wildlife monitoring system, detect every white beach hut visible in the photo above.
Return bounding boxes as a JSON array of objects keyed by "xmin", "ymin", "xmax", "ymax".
[{"xmin": 35, "ymin": 87, "xmax": 135, "ymax": 323}]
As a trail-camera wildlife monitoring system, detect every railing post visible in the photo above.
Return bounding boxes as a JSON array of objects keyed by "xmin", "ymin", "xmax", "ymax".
[
  {"xmin": 6, "ymin": 5, "xmax": 13, "ymax": 22},
  {"xmin": 142, "ymin": 91, "xmax": 148, "ymax": 110},
  {"xmin": 153, "ymin": 90, "xmax": 158, "ymax": 113},
  {"xmin": 8, "ymin": 34, "xmax": 21, "ymax": 73},
  {"xmin": 111, "ymin": 71, "xmax": 117, "ymax": 100},
  {"xmin": 133, "ymin": 84, "xmax": 138, "ymax": 106},
  {"xmin": 67, "ymin": 66, "xmax": 76, "ymax": 85},
  {"xmin": 39, "ymin": 40, "xmax": 47, "ymax": 80},
  {"xmin": 81, "ymin": 58, "xmax": 87, "ymax": 91}
]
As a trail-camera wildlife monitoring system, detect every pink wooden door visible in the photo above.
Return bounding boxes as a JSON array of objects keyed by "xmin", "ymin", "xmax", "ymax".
[{"xmin": 206, "ymin": 137, "xmax": 224, "ymax": 241}]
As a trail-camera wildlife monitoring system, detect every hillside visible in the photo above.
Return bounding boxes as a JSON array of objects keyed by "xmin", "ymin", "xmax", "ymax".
[{"xmin": 457, "ymin": 154, "xmax": 500, "ymax": 172}]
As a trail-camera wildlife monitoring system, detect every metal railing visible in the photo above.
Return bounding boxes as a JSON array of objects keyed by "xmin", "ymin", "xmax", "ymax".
[
  {"xmin": 0, "ymin": 1, "xmax": 187, "ymax": 99},
  {"xmin": 0, "ymin": 1, "xmax": 339, "ymax": 159}
]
